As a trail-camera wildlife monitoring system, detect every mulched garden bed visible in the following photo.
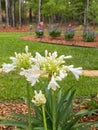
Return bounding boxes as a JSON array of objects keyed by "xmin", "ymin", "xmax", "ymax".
[
  {"xmin": 0, "ymin": 25, "xmax": 98, "ymax": 48},
  {"xmin": 0, "ymin": 102, "xmax": 34, "ymax": 130},
  {"xmin": 0, "ymin": 26, "xmax": 31, "ymax": 32},
  {"xmin": 22, "ymin": 34, "xmax": 98, "ymax": 48},
  {"xmin": 0, "ymin": 97, "xmax": 98, "ymax": 130}
]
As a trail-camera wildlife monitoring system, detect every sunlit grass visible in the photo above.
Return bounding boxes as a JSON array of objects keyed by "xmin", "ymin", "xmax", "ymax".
[{"xmin": 0, "ymin": 32, "xmax": 98, "ymax": 100}]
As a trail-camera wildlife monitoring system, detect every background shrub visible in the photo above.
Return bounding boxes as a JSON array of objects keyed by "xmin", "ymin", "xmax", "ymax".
[
  {"xmin": 64, "ymin": 27, "xmax": 75, "ymax": 40},
  {"xmin": 35, "ymin": 23, "xmax": 44, "ymax": 38},
  {"xmin": 48, "ymin": 25, "xmax": 61, "ymax": 38},
  {"xmin": 82, "ymin": 29, "xmax": 95, "ymax": 42},
  {"xmin": 35, "ymin": 29, "xmax": 44, "ymax": 38}
]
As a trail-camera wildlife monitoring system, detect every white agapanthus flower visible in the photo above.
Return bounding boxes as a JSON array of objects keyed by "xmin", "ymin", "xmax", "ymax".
[
  {"xmin": 63, "ymin": 65, "xmax": 82, "ymax": 80},
  {"xmin": 20, "ymin": 65, "xmax": 41, "ymax": 86},
  {"xmin": 34, "ymin": 50, "xmax": 71, "ymax": 75},
  {"xmin": 2, "ymin": 63, "xmax": 16, "ymax": 73},
  {"xmin": 13, "ymin": 46, "xmax": 34, "ymax": 69},
  {"xmin": 2, "ymin": 48, "xmax": 82, "ymax": 91},
  {"xmin": 32, "ymin": 90, "xmax": 46, "ymax": 106},
  {"xmin": 30, "ymin": 50, "xmax": 82, "ymax": 90},
  {"xmin": 2, "ymin": 46, "xmax": 34, "ymax": 73},
  {"xmin": 48, "ymin": 76, "xmax": 60, "ymax": 91}
]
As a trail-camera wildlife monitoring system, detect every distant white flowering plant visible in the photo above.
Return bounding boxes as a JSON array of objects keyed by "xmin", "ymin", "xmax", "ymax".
[{"xmin": 2, "ymin": 46, "xmax": 94, "ymax": 130}]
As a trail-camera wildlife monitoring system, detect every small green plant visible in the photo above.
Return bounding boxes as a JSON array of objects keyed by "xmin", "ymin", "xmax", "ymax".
[
  {"xmin": 35, "ymin": 22, "xmax": 44, "ymax": 38},
  {"xmin": 48, "ymin": 26, "xmax": 61, "ymax": 38},
  {"xmin": 64, "ymin": 27, "xmax": 75, "ymax": 40},
  {"xmin": 87, "ymin": 98, "xmax": 98, "ymax": 110},
  {"xmin": 35, "ymin": 29, "xmax": 44, "ymax": 38},
  {"xmin": 29, "ymin": 25, "xmax": 33, "ymax": 31},
  {"xmin": 83, "ymin": 29, "xmax": 95, "ymax": 42},
  {"xmin": 35, "ymin": 26, "xmax": 44, "ymax": 38}
]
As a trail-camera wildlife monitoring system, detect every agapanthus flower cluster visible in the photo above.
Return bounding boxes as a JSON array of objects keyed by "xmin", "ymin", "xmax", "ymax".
[
  {"xmin": 32, "ymin": 90, "xmax": 46, "ymax": 106},
  {"xmin": 2, "ymin": 46, "xmax": 34, "ymax": 72},
  {"xmin": 2, "ymin": 46, "xmax": 82, "ymax": 91}
]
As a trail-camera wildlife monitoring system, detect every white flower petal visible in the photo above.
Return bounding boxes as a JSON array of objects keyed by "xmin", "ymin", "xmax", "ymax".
[
  {"xmin": 64, "ymin": 55, "xmax": 72, "ymax": 59},
  {"xmin": 48, "ymin": 76, "xmax": 60, "ymax": 91},
  {"xmin": 25, "ymin": 45, "xmax": 28, "ymax": 53},
  {"xmin": 21, "ymin": 65, "xmax": 41, "ymax": 86},
  {"xmin": 2, "ymin": 63, "xmax": 16, "ymax": 73},
  {"xmin": 67, "ymin": 65, "xmax": 82, "ymax": 80}
]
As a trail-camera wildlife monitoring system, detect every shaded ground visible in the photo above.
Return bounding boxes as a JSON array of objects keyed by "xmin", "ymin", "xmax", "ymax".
[
  {"xmin": 0, "ymin": 26, "xmax": 30, "ymax": 32},
  {"xmin": 22, "ymin": 34, "xmax": 98, "ymax": 48}
]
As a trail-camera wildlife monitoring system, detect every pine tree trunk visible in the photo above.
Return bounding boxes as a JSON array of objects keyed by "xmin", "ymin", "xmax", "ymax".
[
  {"xmin": 84, "ymin": 0, "xmax": 89, "ymax": 27},
  {"xmin": 29, "ymin": 7, "xmax": 32, "ymax": 23},
  {"xmin": 5, "ymin": 0, "xmax": 9, "ymax": 26},
  {"xmin": 38, "ymin": 0, "xmax": 42, "ymax": 23},
  {"xmin": 12, "ymin": 0, "xmax": 15, "ymax": 27},
  {"xmin": 86, "ymin": 0, "xmax": 89, "ymax": 27},
  {"xmin": 0, "ymin": 0, "xmax": 2, "ymax": 25},
  {"xmin": 9, "ymin": 0, "xmax": 12, "ymax": 26},
  {"xmin": 19, "ymin": 0, "xmax": 22, "ymax": 26}
]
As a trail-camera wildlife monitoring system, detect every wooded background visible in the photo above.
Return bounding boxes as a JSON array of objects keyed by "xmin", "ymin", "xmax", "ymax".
[{"xmin": 0, "ymin": 0, "xmax": 98, "ymax": 27}]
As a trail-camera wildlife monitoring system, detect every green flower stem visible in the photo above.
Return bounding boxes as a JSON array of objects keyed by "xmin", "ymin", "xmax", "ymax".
[
  {"xmin": 42, "ymin": 105, "xmax": 48, "ymax": 130},
  {"xmin": 26, "ymin": 82, "xmax": 32, "ymax": 130},
  {"xmin": 52, "ymin": 91, "xmax": 56, "ymax": 130}
]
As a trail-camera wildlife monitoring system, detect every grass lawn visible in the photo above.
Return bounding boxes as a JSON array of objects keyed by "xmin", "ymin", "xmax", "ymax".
[{"xmin": 0, "ymin": 32, "xmax": 98, "ymax": 100}]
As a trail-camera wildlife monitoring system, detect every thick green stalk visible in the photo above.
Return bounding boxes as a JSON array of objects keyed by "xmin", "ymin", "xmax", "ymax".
[
  {"xmin": 52, "ymin": 91, "xmax": 56, "ymax": 130},
  {"xmin": 26, "ymin": 82, "xmax": 32, "ymax": 130},
  {"xmin": 42, "ymin": 105, "xmax": 48, "ymax": 130}
]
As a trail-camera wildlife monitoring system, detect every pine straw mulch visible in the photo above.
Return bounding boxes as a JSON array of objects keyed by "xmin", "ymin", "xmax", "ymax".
[
  {"xmin": 0, "ymin": 98, "xmax": 98, "ymax": 130},
  {"xmin": 22, "ymin": 34, "xmax": 98, "ymax": 48},
  {"xmin": 0, "ymin": 102, "xmax": 34, "ymax": 130},
  {"xmin": 0, "ymin": 26, "xmax": 30, "ymax": 32}
]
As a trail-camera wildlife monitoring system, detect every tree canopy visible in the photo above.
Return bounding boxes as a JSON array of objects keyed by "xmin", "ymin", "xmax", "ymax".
[{"xmin": 0, "ymin": 0, "xmax": 98, "ymax": 26}]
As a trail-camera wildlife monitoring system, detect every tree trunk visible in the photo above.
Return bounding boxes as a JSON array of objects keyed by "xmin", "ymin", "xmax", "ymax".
[
  {"xmin": 29, "ymin": 7, "xmax": 32, "ymax": 23},
  {"xmin": 12, "ymin": 0, "xmax": 15, "ymax": 27},
  {"xmin": 19, "ymin": 0, "xmax": 22, "ymax": 26},
  {"xmin": 0, "ymin": 0, "xmax": 2, "ymax": 25},
  {"xmin": 5, "ymin": 0, "xmax": 9, "ymax": 26},
  {"xmin": 8, "ymin": 0, "xmax": 12, "ymax": 26},
  {"xmin": 86, "ymin": 0, "xmax": 89, "ymax": 27},
  {"xmin": 38, "ymin": 0, "xmax": 42, "ymax": 23},
  {"xmin": 84, "ymin": 0, "xmax": 89, "ymax": 27}
]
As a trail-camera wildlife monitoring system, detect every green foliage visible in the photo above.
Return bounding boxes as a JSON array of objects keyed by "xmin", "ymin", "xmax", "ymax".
[
  {"xmin": 0, "ymin": 32, "xmax": 98, "ymax": 101},
  {"xmin": 82, "ymin": 29, "xmax": 95, "ymax": 42},
  {"xmin": 0, "ymin": 88, "xmax": 98, "ymax": 129},
  {"xmin": 35, "ymin": 29, "xmax": 44, "ymax": 38},
  {"xmin": 64, "ymin": 27, "xmax": 75, "ymax": 40},
  {"xmin": 88, "ymin": 98, "xmax": 98, "ymax": 110},
  {"xmin": 88, "ymin": 0, "xmax": 98, "ymax": 25},
  {"xmin": 48, "ymin": 26, "xmax": 61, "ymax": 38}
]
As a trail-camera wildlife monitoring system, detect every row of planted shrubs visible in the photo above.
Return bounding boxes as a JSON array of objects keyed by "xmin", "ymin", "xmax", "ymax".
[{"xmin": 35, "ymin": 26, "xmax": 96, "ymax": 42}]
